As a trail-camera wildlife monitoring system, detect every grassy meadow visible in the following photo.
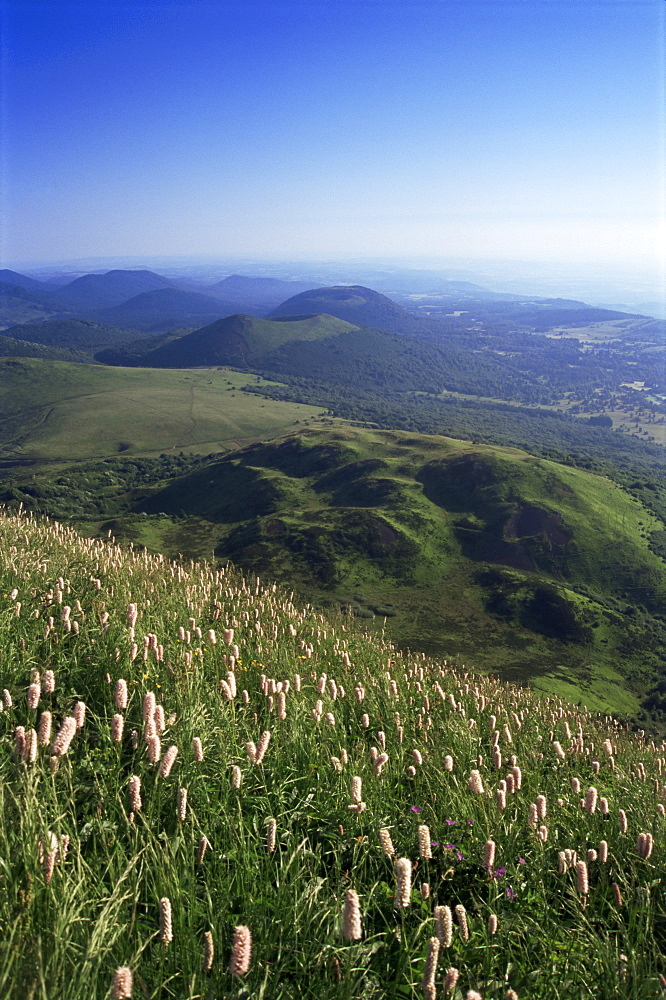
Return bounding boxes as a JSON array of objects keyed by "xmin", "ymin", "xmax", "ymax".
[
  {"xmin": 1, "ymin": 510, "xmax": 666, "ymax": 998},
  {"xmin": 0, "ymin": 359, "xmax": 324, "ymax": 460}
]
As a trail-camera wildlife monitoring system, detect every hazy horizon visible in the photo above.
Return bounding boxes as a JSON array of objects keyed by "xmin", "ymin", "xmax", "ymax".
[{"xmin": 1, "ymin": 0, "xmax": 664, "ymax": 274}]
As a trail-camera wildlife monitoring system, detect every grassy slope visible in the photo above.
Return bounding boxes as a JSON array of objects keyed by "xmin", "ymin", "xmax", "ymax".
[
  {"xmin": 0, "ymin": 358, "xmax": 324, "ymax": 459},
  {"xmin": 120, "ymin": 426, "xmax": 666, "ymax": 718},
  {"xmin": 220, "ymin": 314, "xmax": 361, "ymax": 354},
  {"xmin": 1, "ymin": 511, "xmax": 665, "ymax": 999},
  {"xmin": 136, "ymin": 313, "xmax": 362, "ymax": 367}
]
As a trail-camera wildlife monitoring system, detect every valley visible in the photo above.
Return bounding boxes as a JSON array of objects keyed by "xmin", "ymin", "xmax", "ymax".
[{"xmin": 1, "ymin": 265, "xmax": 665, "ymax": 729}]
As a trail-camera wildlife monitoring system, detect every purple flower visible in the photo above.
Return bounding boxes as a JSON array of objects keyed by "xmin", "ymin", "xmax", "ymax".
[
  {"xmin": 505, "ymin": 886, "xmax": 517, "ymax": 899},
  {"xmin": 411, "ymin": 806, "xmax": 422, "ymax": 813},
  {"xmin": 467, "ymin": 819, "xmax": 474, "ymax": 825},
  {"xmin": 456, "ymin": 851, "xmax": 465, "ymax": 860},
  {"xmin": 444, "ymin": 844, "xmax": 457, "ymax": 850},
  {"xmin": 494, "ymin": 866, "xmax": 507, "ymax": 877},
  {"xmin": 431, "ymin": 841, "xmax": 441, "ymax": 847},
  {"xmin": 517, "ymin": 857, "xmax": 526, "ymax": 864},
  {"xmin": 445, "ymin": 819, "xmax": 456, "ymax": 826}
]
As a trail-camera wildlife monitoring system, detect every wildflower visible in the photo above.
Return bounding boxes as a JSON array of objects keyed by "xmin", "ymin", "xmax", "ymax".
[
  {"xmin": 192, "ymin": 736, "xmax": 203, "ymax": 761},
  {"xmin": 153, "ymin": 704, "xmax": 165, "ymax": 732},
  {"xmin": 576, "ymin": 860, "xmax": 589, "ymax": 895},
  {"xmin": 435, "ymin": 904, "xmax": 453, "ymax": 947},
  {"xmin": 50, "ymin": 716, "xmax": 77, "ymax": 756},
  {"xmin": 394, "ymin": 857, "xmax": 412, "ymax": 908},
  {"xmin": 203, "ymin": 930, "xmax": 214, "ymax": 972},
  {"xmin": 637, "ymin": 832, "xmax": 654, "ymax": 859},
  {"xmin": 488, "ymin": 913, "xmax": 498, "ymax": 935},
  {"xmin": 342, "ymin": 888, "xmax": 363, "ymax": 940},
  {"xmin": 350, "ymin": 776, "xmax": 363, "ymax": 805},
  {"xmin": 21, "ymin": 728, "xmax": 37, "ymax": 764},
  {"xmin": 142, "ymin": 691, "xmax": 156, "ymax": 723},
  {"xmin": 112, "ymin": 714, "xmax": 124, "ymax": 744},
  {"xmin": 444, "ymin": 754, "xmax": 454, "ymax": 771},
  {"xmin": 505, "ymin": 886, "xmax": 517, "ymax": 900},
  {"xmin": 536, "ymin": 794, "xmax": 547, "ymax": 820},
  {"xmin": 411, "ymin": 805, "xmax": 422, "ymax": 814},
  {"xmin": 585, "ymin": 787, "xmax": 598, "ymax": 814},
  {"xmin": 421, "ymin": 936, "xmax": 440, "ymax": 1000},
  {"xmin": 443, "ymin": 967, "xmax": 460, "ymax": 992},
  {"xmin": 42, "ymin": 671, "xmax": 55, "ymax": 694},
  {"xmin": 177, "ymin": 788, "xmax": 188, "ymax": 822},
  {"xmin": 115, "ymin": 679, "xmax": 128, "ymax": 710},
  {"xmin": 267, "ymin": 817, "xmax": 277, "ymax": 852},
  {"xmin": 467, "ymin": 992, "xmax": 483, "ymax": 1000},
  {"xmin": 421, "ymin": 883, "xmax": 430, "ymax": 900},
  {"xmin": 111, "ymin": 967, "xmax": 133, "ymax": 999},
  {"xmin": 159, "ymin": 745, "xmax": 178, "ymax": 778},
  {"xmin": 231, "ymin": 765, "xmax": 242, "ymax": 789},
  {"xmin": 599, "ymin": 840, "xmax": 608, "ymax": 863},
  {"xmin": 159, "ymin": 897, "xmax": 173, "ymax": 945},
  {"xmin": 228, "ymin": 925, "xmax": 252, "ymax": 976},
  {"xmin": 619, "ymin": 809, "xmax": 628, "ymax": 833},
  {"xmin": 146, "ymin": 735, "xmax": 161, "ymax": 763},
  {"xmin": 613, "ymin": 882, "xmax": 623, "ymax": 906},
  {"xmin": 483, "ymin": 839, "xmax": 496, "ymax": 872},
  {"xmin": 418, "ymin": 825, "xmax": 432, "ymax": 859},
  {"xmin": 27, "ymin": 683, "xmax": 40, "ymax": 710},
  {"xmin": 197, "ymin": 836, "xmax": 210, "ymax": 864},
  {"xmin": 128, "ymin": 775, "xmax": 142, "ymax": 812},
  {"xmin": 468, "ymin": 770, "xmax": 484, "ymax": 794},
  {"xmin": 379, "ymin": 828, "xmax": 395, "ymax": 856},
  {"xmin": 37, "ymin": 710, "xmax": 52, "ymax": 746},
  {"xmin": 454, "ymin": 903, "xmax": 469, "ymax": 941},
  {"xmin": 255, "ymin": 730, "xmax": 271, "ymax": 765}
]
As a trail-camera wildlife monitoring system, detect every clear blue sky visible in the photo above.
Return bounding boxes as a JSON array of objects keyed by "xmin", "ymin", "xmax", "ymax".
[{"xmin": 1, "ymin": 0, "xmax": 664, "ymax": 267}]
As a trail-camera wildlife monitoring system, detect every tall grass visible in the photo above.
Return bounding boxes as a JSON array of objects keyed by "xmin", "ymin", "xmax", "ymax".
[{"xmin": 0, "ymin": 509, "xmax": 664, "ymax": 999}]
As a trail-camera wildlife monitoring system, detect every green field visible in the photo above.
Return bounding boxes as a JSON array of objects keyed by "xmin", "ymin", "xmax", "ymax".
[{"xmin": 0, "ymin": 358, "xmax": 325, "ymax": 459}]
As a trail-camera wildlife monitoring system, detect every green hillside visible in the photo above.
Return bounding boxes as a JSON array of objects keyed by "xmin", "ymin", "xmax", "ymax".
[
  {"xmin": 1, "ymin": 510, "xmax": 665, "ymax": 999},
  {"xmin": 268, "ymin": 284, "xmax": 429, "ymax": 334},
  {"xmin": 121, "ymin": 426, "xmax": 666, "ymax": 718},
  {"xmin": 104, "ymin": 312, "xmax": 362, "ymax": 367},
  {"xmin": 0, "ymin": 358, "xmax": 324, "ymax": 460}
]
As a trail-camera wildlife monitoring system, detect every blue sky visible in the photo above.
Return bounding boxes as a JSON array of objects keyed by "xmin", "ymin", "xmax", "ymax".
[{"xmin": 1, "ymin": 0, "xmax": 664, "ymax": 267}]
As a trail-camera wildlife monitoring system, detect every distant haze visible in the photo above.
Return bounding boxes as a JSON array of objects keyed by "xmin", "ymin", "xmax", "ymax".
[{"xmin": 1, "ymin": 0, "xmax": 664, "ymax": 274}]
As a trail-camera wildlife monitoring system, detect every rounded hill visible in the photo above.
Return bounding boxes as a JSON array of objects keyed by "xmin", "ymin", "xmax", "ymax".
[
  {"xmin": 102, "ymin": 312, "xmax": 361, "ymax": 367},
  {"xmin": 269, "ymin": 284, "xmax": 426, "ymax": 333}
]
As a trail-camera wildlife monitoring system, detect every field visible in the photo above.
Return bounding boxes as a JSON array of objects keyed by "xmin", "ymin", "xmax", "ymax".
[
  {"xmin": 0, "ymin": 359, "xmax": 325, "ymax": 460},
  {"xmin": 1, "ymin": 510, "xmax": 665, "ymax": 999}
]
